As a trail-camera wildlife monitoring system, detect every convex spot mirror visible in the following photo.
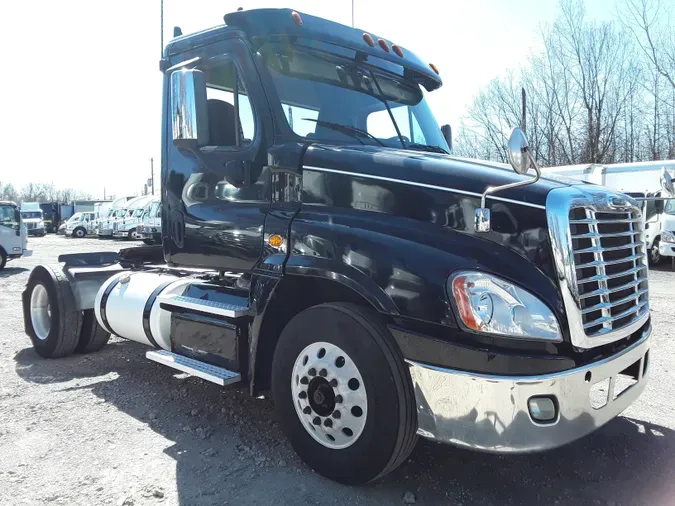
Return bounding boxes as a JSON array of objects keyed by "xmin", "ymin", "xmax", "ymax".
[
  {"xmin": 507, "ymin": 127, "xmax": 531, "ymax": 175},
  {"xmin": 170, "ymin": 68, "xmax": 209, "ymax": 150}
]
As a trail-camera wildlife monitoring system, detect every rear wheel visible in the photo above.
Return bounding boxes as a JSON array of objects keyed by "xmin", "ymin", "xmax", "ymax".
[
  {"xmin": 272, "ymin": 303, "xmax": 417, "ymax": 484},
  {"xmin": 143, "ymin": 239, "xmax": 155, "ymax": 245},
  {"xmin": 23, "ymin": 265, "xmax": 83, "ymax": 358},
  {"xmin": 76, "ymin": 310, "xmax": 111, "ymax": 353}
]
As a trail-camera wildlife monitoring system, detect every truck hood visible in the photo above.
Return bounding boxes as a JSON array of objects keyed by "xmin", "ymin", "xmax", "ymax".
[{"xmin": 304, "ymin": 144, "xmax": 581, "ymax": 207}]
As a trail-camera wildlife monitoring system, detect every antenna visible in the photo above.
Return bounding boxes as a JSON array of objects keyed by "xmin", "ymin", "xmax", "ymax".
[{"xmin": 160, "ymin": 0, "xmax": 164, "ymax": 57}]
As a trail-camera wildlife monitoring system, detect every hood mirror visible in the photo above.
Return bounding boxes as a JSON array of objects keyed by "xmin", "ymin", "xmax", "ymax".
[
  {"xmin": 660, "ymin": 168, "xmax": 674, "ymax": 196},
  {"xmin": 507, "ymin": 128, "xmax": 531, "ymax": 175},
  {"xmin": 474, "ymin": 128, "xmax": 541, "ymax": 233}
]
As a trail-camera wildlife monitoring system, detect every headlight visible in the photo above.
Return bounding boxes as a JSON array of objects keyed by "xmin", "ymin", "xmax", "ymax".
[
  {"xmin": 448, "ymin": 271, "xmax": 561, "ymax": 341},
  {"xmin": 662, "ymin": 231, "xmax": 675, "ymax": 243}
]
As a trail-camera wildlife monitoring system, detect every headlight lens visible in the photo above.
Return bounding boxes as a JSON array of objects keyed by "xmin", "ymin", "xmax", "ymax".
[
  {"xmin": 662, "ymin": 231, "xmax": 675, "ymax": 243},
  {"xmin": 448, "ymin": 271, "xmax": 561, "ymax": 341}
]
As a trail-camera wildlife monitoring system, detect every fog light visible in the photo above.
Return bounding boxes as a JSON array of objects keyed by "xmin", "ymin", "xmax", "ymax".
[{"xmin": 528, "ymin": 396, "xmax": 557, "ymax": 423}]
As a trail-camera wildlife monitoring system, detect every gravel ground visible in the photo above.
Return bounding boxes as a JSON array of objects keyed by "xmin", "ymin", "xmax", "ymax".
[{"xmin": 1, "ymin": 235, "xmax": 675, "ymax": 505}]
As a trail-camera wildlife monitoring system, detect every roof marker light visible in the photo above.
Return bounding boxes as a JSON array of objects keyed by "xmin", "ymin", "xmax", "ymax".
[
  {"xmin": 291, "ymin": 11, "xmax": 303, "ymax": 27},
  {"xmin": 429, "ymin": 63, "xmax": 440, "ymax": 75},
  {"xmin": 363, "ymin": 33, "xmax": 375, "ymax": 47},
  {"xmin": 392, "ymin": 44, "xmax": 404, "ymax": 58},
  {"xmin": 378, "ymin": 39, "xmax": 390, "ymax": 52}
]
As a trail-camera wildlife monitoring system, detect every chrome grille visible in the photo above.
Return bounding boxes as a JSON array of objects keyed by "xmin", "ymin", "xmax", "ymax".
[
  {"xmin": 569, "ymin": 208, "xmax": 649, "ymax": 336},
  {"xmin": 26, "ymin": 222, "xmax": 35, "ymax": 229},
  {"xmin": 547, "ymin": 187, "xmax": 650, "ymax": 349}
]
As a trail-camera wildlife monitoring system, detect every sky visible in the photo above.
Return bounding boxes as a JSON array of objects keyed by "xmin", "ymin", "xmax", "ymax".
[{"xmin": 0, "ymin": 0, "xmax": 618, "ymax": 198}]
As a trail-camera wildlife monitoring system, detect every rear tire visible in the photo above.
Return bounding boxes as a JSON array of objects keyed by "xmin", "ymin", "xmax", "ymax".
[
  {"xmin": 76, "ymin": 309, "xmax": 111, "ymax": 353},
  {"xmin": 271, "ymin": 302, "xmax": 417, "ymax": 484},
  {"xmin": 143, "ymin": 239, "xmax": 155, "ymax": 245},
  {"xmin": 23, "ymin": 265, "xmax": 83, "ymax": 358}
]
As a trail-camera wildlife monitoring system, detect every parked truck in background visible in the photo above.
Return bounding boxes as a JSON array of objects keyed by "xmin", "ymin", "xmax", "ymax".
[
  {"xmin": 20, "ymin": 202, "xmax": 45, "ymax": 237},
  {"xmin": 542, "ymin": 160, "xmax": 675, "ymax": 264},
  {"xmin": 20, "ymin": 9, "xmax": 658, "ymax": 485},
  {"xmin": 137, "ymin": 198, "xmax": 161, "ymax": 245},
  {"xmin": 40, "ymin": 202, "xmax": 64, "ymax": 233},
  {"xmin": 63, "ymin": 212, "xmax": 98, "ymax": 238},
  {"xmin": 0, "ymin": 201, "xmax": 31, "ymax": 270},
  {"xmin": 112, "ymin": 195, "xmax": 155, "ymax": 240},
  {"xmin": 97, "ymin": 196, "xmax": 135, "ymax": 238}
]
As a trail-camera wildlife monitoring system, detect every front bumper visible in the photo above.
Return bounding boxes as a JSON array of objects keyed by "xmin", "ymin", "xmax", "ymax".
[
  {"xmin": 113, "ymin": 229, "xmax": 129, "ymax": 238},
  {"xmin": 658, "ymin": 242, "xmax": 675, "ymax": 257},
  {"xmin": 27, "ymin": 227, "xmax": 45, "ymax": 235},
  {"xmin": 98, "ymin": 228, "xmax": 113, "ymax": 237},
  {"xmin": 408, "ymin": 325, "xmax": 651, "ymax": 453}
]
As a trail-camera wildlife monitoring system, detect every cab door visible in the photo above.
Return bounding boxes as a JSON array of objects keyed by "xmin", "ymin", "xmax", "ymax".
[
  {"xmin": 164, "ymin": 38, "xmax": 272, "ymax": 272},
  {"xmin": 0, "ymin": 205, "xmax": 21, "ymax": 256}
]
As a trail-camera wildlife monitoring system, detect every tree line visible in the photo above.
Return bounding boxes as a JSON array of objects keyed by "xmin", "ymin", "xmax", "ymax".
[
  {"xmin": 454, "ymin": 0, "xmax": 675, "ymax": 166},
  {"xmin": 0, "ymin": 182, "xmax": 93, "ymax": 205}
]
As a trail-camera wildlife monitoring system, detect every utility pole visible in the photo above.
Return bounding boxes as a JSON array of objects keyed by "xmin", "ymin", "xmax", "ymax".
[
  {"xmin": 150, "ymin": 157, "xmax": 155, "ymax": 195},
  {"xmin": 160, "ymin": 0, "xmax": 164, "ymax": 57},
  {"xmin": 351, "ymin": 0, "xmax": 355, "ymax": 27}
]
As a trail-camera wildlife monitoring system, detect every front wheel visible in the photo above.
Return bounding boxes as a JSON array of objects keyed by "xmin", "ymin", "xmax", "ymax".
[
  {"xmin": 650, "ymin": 238, "xmax": 661, "ymax": 265},
  {"xmin": 73, "ymin": 227, "xmax": 86, "ymax": 238},
  {"xmin": 0, "ymin": 250, "xmax": 6, "ymax": 271},
  {"xmin": 272, "ymin": 303, "xmax": 417, "ymax": 484}
]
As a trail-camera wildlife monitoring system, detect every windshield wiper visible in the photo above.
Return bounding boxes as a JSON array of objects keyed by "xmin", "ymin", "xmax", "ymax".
[
  {"xmin": 303, "ymin": 118, "xmax": 386, "ymax": 147},
  {"xmin": 407, "ymin": 143, "xmax": 448, "ymax": 155}
]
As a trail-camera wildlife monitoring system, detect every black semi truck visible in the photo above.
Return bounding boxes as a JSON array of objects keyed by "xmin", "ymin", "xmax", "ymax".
[{"xmin": 22, "ymin": 9, "xmax": 652, "ymax": 484}]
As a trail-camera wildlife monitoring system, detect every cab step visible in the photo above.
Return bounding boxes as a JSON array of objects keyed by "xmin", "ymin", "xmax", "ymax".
[
  {"xmin": 157, "ymin": 294, "xmax": 248, "ymax": 318},
  {"xmin": 146, "ymin": 349, "xmax": 241, "ymax": 386}
]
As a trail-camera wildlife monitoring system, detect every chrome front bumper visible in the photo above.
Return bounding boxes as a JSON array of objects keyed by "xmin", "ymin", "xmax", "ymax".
[
  {"xmin": 659, "ymin": 242, "xmax": 675, "ymax": 257},
  {"xmin": 407, "ymin": 326, "xmax": 651, "ymax": 453}
]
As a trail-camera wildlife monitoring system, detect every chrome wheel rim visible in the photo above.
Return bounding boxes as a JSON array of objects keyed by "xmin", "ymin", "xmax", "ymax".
[
  {"xmin": 30, "ymin": 284, "xmax": 51, "ymax": 340},
  {"xmin": 652, "ymin": 241, "xmax": 660, "ymax": 263},
  {"xmin": 291, "ymin": 342, "xmax": 367, "ymax": 449}
]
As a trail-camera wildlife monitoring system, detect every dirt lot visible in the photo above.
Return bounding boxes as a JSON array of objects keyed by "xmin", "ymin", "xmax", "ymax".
[{"xmin": 1, "ymin": 235, "xmax": 675, "ymax": 505}]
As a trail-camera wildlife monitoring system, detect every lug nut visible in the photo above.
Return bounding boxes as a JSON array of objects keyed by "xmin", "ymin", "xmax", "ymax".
[
  {"xmin": 334, "ymin": 395, "xmax": 343, "ymax": 404},
  {"xmin": 329, "ymin": 379, "xmax": 338, "ymax": 387},
  {"xmin": 332, "ymin": 410, "xmax": 341, "ymax": 419},
  {"xmin": 324, "ymin": 418, "xmax": 333, "ymax": 428},
  {"xmin": 303, "ymin": 406, "xmax": 311, "ymax": 414},
  {"xmin": 299, "ymin": 391, "xmax": 307, "ymax": 399},
  {"xmin": 300, "ymin": 376, "xmax": 309, "ymax": 385},
  {"xmin": 313, "ymin": 417, "xmax": 321, "ymax": 425},
  {"xmin": 319, "ymin": 368, "xmax": 327, "ymax": 377},
  {"xmin": 308, "ymin": 368, "xmax": 316, "ymax": 376}
]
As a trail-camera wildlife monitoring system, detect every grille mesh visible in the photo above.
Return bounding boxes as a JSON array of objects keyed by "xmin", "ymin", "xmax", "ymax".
[{"xmin": 569, "ymin": 208, "xmax": 649, "ymax": 337}]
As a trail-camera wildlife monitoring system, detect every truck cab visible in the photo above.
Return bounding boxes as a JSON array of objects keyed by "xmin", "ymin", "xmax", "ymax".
[
  {"xmin": 112, "ymin": 195, "xmax": 155, "ymax": 240},
  {"xmin": 1, "ymin": 201, "xmax": 31, "ymax": 269},
  {"xmin": 21, "ymin": 8, "xmax": 654, "ymax": 485},
  {"xmin": 20, "ymin": 203, "xmax": 45, "ymax": 237},
  {"xmin": 138, "ymin": 198, "xmax": 162, "ymax": 245},
  {"xmin": 64, "ymin": 212, "xmax": 97, "ymax": 238}
]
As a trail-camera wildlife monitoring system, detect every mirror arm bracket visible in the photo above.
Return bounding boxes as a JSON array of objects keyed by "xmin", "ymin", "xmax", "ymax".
[{"xmin": 475, "ymin": 149, "xmax": 541, "ymax": 233}]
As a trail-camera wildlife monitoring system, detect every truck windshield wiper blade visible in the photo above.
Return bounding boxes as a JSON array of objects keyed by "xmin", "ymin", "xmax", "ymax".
[
  {"xmin": 303, "ymin": 119, "xmax": 386, "ymax": 147},
  {"xmin": 407, "ymin": 143, "xmax": 448, "ymax": 155}
]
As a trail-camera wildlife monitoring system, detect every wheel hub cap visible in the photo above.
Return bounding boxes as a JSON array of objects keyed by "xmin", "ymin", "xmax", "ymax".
[
  {"xmin": 30, "ymin": 284, "xmax": 51, "ymax": 341},
  {"xmin": 291, "ymin": 342, "xmax": 367, "ymax": 449}
]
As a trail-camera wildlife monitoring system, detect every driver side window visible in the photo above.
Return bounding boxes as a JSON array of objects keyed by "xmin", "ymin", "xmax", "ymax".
[{"xmin": 200, "ymin": 59, "xmax": 256, "ymax": 148}]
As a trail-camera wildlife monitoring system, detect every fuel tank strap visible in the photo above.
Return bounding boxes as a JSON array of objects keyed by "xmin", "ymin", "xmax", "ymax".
[
  {"xmin": 99, "ymin": 277, "xmax": 122, "ymax": 336},
  {"xmin": 142, "ymin": 280, "xmax": 177, "ymax": 349}
]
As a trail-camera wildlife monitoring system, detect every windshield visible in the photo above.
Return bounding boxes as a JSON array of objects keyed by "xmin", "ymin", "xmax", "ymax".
[
  {"xmin": 260, "ymin": 41, "xmax": 448, "ymax": 152},
  {"xmin": 666, "ymin": 200, "xmax": 675, "ymax": 215},
  {"xmin": 1, "ymin": 205, "xmax": 19, "ymax": 229},
  {"xmin": 133, "ymin": 208, "xmax": 145, "ymax": 217},
  {"xmin": 21, "ymin": 211, "xmax": 42, "ymax": 219},
  {"xmin": 69, "ymin": 213, "xmax": 83, "ymax": 222}
]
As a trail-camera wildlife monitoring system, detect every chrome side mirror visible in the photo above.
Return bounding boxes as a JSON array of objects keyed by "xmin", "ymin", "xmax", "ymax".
[
  {"xmin": 474, "ymin": 128, "xmax": 541, "ymax": 233},
  {"xmin": 170, "ymin": 69, "xmax": 209, "ymax": 149},
  {"xmin": 660, "ymin": 168, "xmax": 674, "ymax": 196}
]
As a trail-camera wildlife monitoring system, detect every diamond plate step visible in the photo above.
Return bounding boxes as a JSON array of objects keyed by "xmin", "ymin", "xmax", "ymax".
[
  {"xmin": 157, "ymin": 294, "xmax": 248, "ymax": 318},
  {"xmin": 146, "ymin": 350, "xmax": 241, "ymax": 386}
]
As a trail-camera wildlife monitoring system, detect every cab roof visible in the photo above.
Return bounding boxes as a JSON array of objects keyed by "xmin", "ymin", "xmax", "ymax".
[{"xmin": 165, "ymin": 8, "xmax": 442, "ymax": 91}]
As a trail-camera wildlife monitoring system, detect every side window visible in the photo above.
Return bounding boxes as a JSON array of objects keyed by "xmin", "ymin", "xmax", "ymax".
[
  {"xmin": 201, "ymin": 59, "xmax": 256, "ymax": 147},
  {"xmin": 0, "ymin": 206, "xmax": 18, "ymax": 229}
]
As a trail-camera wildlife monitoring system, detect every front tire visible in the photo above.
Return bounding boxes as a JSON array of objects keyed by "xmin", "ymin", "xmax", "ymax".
[
  {"xmin": 23, "ymin": 265, "xmax": 83, "ymax": 358},
  {"xmin": 0, "ymin": 250, "xmax": 6, "ymax": 271},
  {"xmin": 73, "ymin": 227, "xmax": 86, "ymax": 238},
  {"xmin": 272, "ymin": 303, "xmax": 417, "ymax": 484},
  {"xmin": 650, "ymin": 238, "xmax": 661, "ymax": 265}
]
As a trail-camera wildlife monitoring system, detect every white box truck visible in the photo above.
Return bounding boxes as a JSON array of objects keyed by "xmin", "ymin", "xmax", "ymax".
[{"xmin": 0, "ymin": 201, "xmax": 31, "ymax": 270}]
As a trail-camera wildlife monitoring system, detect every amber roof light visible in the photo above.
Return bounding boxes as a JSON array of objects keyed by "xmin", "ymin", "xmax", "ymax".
[
  {"xmin": 392, "ymin": 44, "xmax": 404, "ymax": 58},
  {"xmin": 291, "ymin": 11, "xmax": 303, "ymax": 26},
  {"xmin": 429, "ymin": 63, "xmax": 439, "ymax": 75},
  {"xmin": 378, "ymin": 39, "xmax": 390, "ymax": 52},
  {"xmin": 363, "ymin": 33, "xmax": 375, "ymax": 47}
]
